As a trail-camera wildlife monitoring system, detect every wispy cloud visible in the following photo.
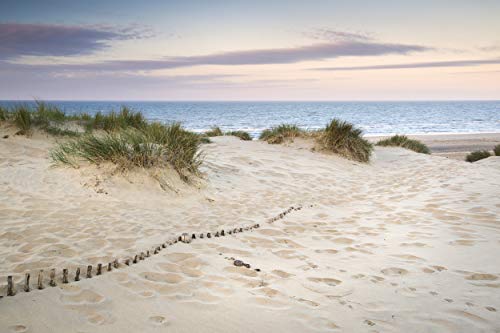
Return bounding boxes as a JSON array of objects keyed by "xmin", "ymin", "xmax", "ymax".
[
  {"xmin": 0, "ymin": 22, "xmax": 154, "ymax": 60},
  {"xmin": 0, "ymin": 40, "xmax": 430, "ymax": 73},
  {"xmin": 304, "ymin": 28, "xmax": 373, "ymax": 42},
  {"xmin": 312, "ymin": 58, "xmax": 500, "ymax": 71}
]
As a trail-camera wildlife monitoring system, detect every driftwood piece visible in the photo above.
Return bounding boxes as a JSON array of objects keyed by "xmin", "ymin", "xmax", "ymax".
[
  {"xmin": 49, "ymin": 269, "xmax": 56, "ymax": 287},
  {"xmin": 62, "ymin": 269, "xmax": 68, "ymax": 283},
  {"xmin": 75, "ymin": 268, "xmax": 81, "ymax": 281},
  {"xmin": 7, "ymin": 276, "xmax": 15, "ymax": 296}
]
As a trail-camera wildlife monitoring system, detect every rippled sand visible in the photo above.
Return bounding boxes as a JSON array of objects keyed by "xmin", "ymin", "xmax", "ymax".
[{"xmin": 0, "ymin": 130, "xmax": 499, "ymax": 332}]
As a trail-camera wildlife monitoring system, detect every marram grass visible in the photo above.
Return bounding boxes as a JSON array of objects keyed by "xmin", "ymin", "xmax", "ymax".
[
  {"xmin": 51, "ymin": 123, "xmax": 202, "ymax": 181},
  {"xmin": 465, "ymin": 150, "xmax": 491, "ymax": 163},
  {"xmin": 376, "ymin": 135, "xmax": 430, "ymax": 154},
  {"xmin": 259, "ymin": 124, "xmax": 303, "ymax": 144},
  {"xmin": 225, "ymin": 130, "xmax": 252, "ymax": 141},
  {"xmin": 316, "ymin": 119, "xmax": 373, "ymax": 163}
]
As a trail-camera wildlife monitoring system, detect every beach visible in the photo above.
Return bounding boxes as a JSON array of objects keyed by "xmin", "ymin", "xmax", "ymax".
[{"xmin": 0, "ymin": 130, "xmax": 499, "ymax": 332}]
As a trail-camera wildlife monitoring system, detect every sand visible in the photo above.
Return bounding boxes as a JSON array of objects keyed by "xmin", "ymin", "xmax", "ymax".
[{"xmin": 0, "ymin": 129, "xmax": 499, "ymax": 332}]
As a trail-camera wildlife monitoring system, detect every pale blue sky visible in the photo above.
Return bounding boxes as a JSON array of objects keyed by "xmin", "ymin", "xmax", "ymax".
[{"xmin": 1, "ymin": 1, "xmax": 499, "ymax": 100}]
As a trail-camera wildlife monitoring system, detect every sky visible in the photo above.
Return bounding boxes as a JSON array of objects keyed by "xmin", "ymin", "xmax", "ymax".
[{"xmin": 1, "ymin": 0, "xmax": 500, "ymax": 100}]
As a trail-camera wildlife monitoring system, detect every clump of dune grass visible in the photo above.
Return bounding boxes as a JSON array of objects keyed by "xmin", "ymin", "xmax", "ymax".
[
  {"xmin": 494, "ymin": 144, "xmax": 500, "ymax": 156},
  {"xmin": 465, "ymin": 150, "xmax": 491, "ymax": 163},
  {"xmin": 0, "ymin": 106, "xmax": 8, "ymax": 121},
  {"xmin": 88, "ymin": 107, "xmax": 146, "ymax": 132},
  {"xmin": 51, "ymin": 123, "xmax": 202, "ymax": 181},
  {"xmin": 259, "ymin": 124, "xmax": 303, "ymax": 144},
  {"xmin": 226, "ymin": 130, "xmax": 252, "ymax": 141},
  {"xmin": 205, "ymin": 126, "xmax": 223, "ymax": 137},
  {"xmin": 376, "ymin": 134, "xmax": 430, "ymax": 154},
  {"xmin": 13, "ymin": 106, "xmax": 33, "ymax": 136},
  {"xmin": 316, "ymin": 119, "xmax": 373, "ymax": 163}
]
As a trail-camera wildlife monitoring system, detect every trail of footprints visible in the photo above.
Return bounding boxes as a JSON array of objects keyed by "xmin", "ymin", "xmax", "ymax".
[{"xmin": 1, "ymin": 205, "xmax": 303, "ymax": 298}]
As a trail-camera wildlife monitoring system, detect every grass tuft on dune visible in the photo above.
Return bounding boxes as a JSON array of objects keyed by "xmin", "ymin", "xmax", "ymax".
[
  {"xmin": 316, "ymin": 119, "xmax": 373, "ymax": 163},
  {"xmin": 376, "ymin": 135, "xmax": 431, "ymax": 154},
  {"xmin": 466, "ymin": 150, "xmax": 491, "ymax": 163},
  {"xmin": 494, "ymin": 144, "xmax": 500, "ymax": 156},
  {"xmin": 259, "ymin": 124, "xmax": 303, "ymax": 144},
  {"xmin": 51, "ymin": 123, "xmax": 202, "ymax": 181},
  {"xmin": 225, "ymin": 130, "xmax": 252, "ymax": 141}
]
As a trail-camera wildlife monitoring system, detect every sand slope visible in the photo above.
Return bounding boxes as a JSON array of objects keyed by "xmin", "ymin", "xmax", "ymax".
[{"xmin": 0, "ymin": 134, "xmax": 499, "ymax": 332}]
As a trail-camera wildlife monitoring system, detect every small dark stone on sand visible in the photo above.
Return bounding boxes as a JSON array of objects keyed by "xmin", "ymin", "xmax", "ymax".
[
  {"xmin": 2, "ymin": 135, "xmax": 8, "ymax": 139},
  {"xmin": 255, "ymin": 268, "xmax": 261, "ymax": 272},
  {"xmin": 234, "ymin": 260, "xmax": 244, "ymax": 267}
]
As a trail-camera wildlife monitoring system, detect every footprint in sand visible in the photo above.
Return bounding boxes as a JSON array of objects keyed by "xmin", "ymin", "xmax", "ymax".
[
  {"xmin": 8, "ymin": 325, "xmax": 27, "ymax": 333},
  {"xmin": 381, "ymin": 267, "xmax": 408, "ymax": 276},
  {"xmin": 149, "ymin": 315, "xmax": 169, "ymax": 326},
  {"xmin": 466, "ymin": 273, "xmax": 497, "ymax": 281}
]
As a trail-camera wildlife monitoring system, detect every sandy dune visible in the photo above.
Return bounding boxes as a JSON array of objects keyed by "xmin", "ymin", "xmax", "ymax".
[{"xmin": 0, "ymin": 132, "xmax": 499, "ymax": 332}]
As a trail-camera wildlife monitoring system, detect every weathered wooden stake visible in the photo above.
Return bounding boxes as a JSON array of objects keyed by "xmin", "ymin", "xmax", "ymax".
[
  {"xmin": 113, "ymin": 259, "xmax": 119, "ymax": 268},
  {"xmin": 24, "ymin": 273, "xmax": 30, "ymax": 292},
  {"xmin": 215, "ymin": 231, "xmax": 219, "ymax": 237},
  {"xmin": 107, "ymin": 262, "xmax": 112, "ymax": 271},
  {"xmin": 49, "ymin": 269, "xmax": 56, "ymax": 287},
  {"xmin": 133, "ymin": 255, "xmax": 138, "ymax": 264},
  {"xmin": 75, "ymin": 268, "xmax": 80, "ymax": 281},
  {"xmin": 86, "ymin": 265, "xmax": 92, "ymax": 278},
  {"xmin": 207, "ymin": 232, "xmax": 211, "ymax": 238},
  {"xmin": 37, "ymin": 270, "xmax": 44, "ymax": 289},
  {"xmin": 7, "ymin": 276, "xmax": 15, "ymax": 296},
  {"xmin": 125, "ymin": 259, "xmax": 131, "ymax": 266},
  {"xmin": 221, "ymin": 230, "xmax": 225, "ymax": 236},
  {"xmin": 192, "ymin": 233, "xmax": 196, "ymax": 239},
  {"xmin": 200, "ymin": 233, "xmax": 204, "ymax": 239},
  {"xmin": 139, "ymin": 252, "xmax": 145, "ymax": 260},
  {"xmin": 97, "ymin": 263, "xmax": 102, "ymax": 275},
  {"xmin": 146, "ymin": 250, "xmax": 150, "ymax": 257},
  {"xmin": 62, "ymin": 269, "xmax": 68, "ymax": 284}
]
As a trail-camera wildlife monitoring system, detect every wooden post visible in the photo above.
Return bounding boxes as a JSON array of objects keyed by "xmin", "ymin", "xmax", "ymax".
[
  {"xmin": 75, "ymin": 268, "xmax": 80, "ymax": 281},
  {"xmin": 215, "ymin": 231, "xmax": 219, "ymax": 237},
  {"xmin": 37, "ymin": 270, "xmax": 44, "ymax": 290},
  {"xmin": 228, "ymin": 230, "xmax": 232, "ymax": 235},
  {"xmin": 207, "ymin": 232, "xmax": 211, "ymax": 238},
  {"xmin": 23, "ymin": 273, "xmax": 30, "ymax": 292},
  {"xmin": 7, "ymin": 276, "xmax": 15, "ymax": 296},
  {"xmin": 192, "ymin": 233, "xmax": 196, "ymax": 240},
  {"xmin": 49, "ymin": 269, "xmax": 56, "ymax": 287},
  {"xmin": 146, "ymin": 250, "xmax": 150, "ymax": 257},
  {"xmin": 125, "ymin": 259, "xmax": 130, "ymax": 266},
  {"xmin": 97, "ymin": 263, "xmax": 102, "ymax": 275},
  {"xmin": 239, "ymin": 228, "xmax": 243, "ymax": 232},
  {"xmin": 133, "ymin": 255, "xmax": 138, "ymax": 264},
  {"xmin": 162, "ymin": 243, "xmax": 166, "ymax": 248},
  {"xmin": 86, "ymin": 265, "xmax": 92, "ymax": 278},
  {"xmin": 107, "ymin": 262, "xmax": 112, "ymax": 271},
  {"xmin": 113, "ymin": 259, "xmax": 119, "ymax": 268},
  {"xmin": 62, "ymin": 269, "xmax": 68, "ymax": 284},
  {"xmin": 221, "ymin": 230, "xmax": 225, "ymax": 236},
  {"xmin": 140, "ymin": 252, "xmax": 145, "ymax": 260},
  {"xmin": 200, "ymin": 233, "xmax": 204, "ymax": 239}
]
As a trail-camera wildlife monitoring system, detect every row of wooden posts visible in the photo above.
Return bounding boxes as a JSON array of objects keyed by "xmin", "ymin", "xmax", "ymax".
[{"xmin": 4, "ymin": 205, "xmax": 302, "ymax": 297}]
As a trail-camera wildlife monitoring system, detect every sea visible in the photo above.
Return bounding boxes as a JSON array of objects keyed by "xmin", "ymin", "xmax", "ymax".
[{"xmin": 1, "ymin": 101, "xmax": 499, "ymax": 138}]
